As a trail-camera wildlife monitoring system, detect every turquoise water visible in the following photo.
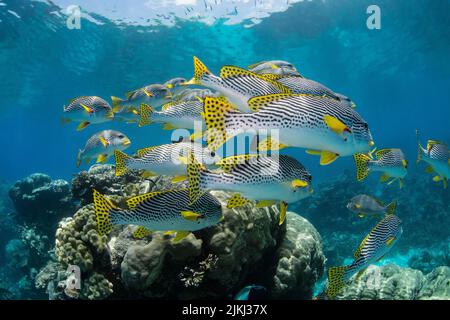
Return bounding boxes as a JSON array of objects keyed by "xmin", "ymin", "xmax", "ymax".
[{"xmin": 0, "ymin": 0, "xmax": 449, "ymax": 300}]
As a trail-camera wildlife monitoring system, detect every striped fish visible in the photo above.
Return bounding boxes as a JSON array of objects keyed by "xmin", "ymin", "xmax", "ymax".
[
  {"xmin": 93, "ymin": 188, "xmax": 222, "ymax": 241},
  {"xmin": 77, "ymin": 130, "xmax": 131, "ymax": 167},
  {"xmin": 114, "ymin": 142, "xmax": 220, "ymax": 183},
  {"xmin": 347, "ymin": 194, "xmax": 397, "ymax": 219},
  {"xmin": 62, "ymin": 96, "xmax": 114, "ymax": 131},
  {"xmin": 174, "ymin": 88, "xmax": 221, "ymax": 102},
  {"xmin": 164, "ymin": 77, "xmax": 187, "ymax": 96},
  {"xmin": 111, "ymin": 84, "xmax": 172, "ymax": 112},
  {"xmin": 201, "ymin": 95, "xmax": 374, "ymax": 165},
  {"xmin": 183, "ymin": 56, "xmax": 292, "ymax": 113},
  {"xmin": 417, "ymin": 130, "xmax": 450, "ymax": 188},
  {"xmin": 325, "ymin": 214, "xmax": 403, "ymax": 298},
  {"xmin": 248, "ymin": 60, "xmax": 301, "ymax": 77},
  {"xmin": 138, "ymin": 101, "xmax": 204, "ymax": 132},
  {"xmin": 187, "ymin": 153, "xmax": 313, "ymax": 225},
  {"xmin": 354, "ymin": 148, "xmax": 408, "ymax": 188}
]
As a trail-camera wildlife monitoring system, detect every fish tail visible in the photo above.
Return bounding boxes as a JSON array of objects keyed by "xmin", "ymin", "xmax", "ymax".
[
  {"xmin": 114, "ymin": 150, "xmax": 132, "ymax": 176},
  {"xmin": 325, "ymin": 266, "xmax": 349, "ymax": 298},
  {"xmin": 111, "ymin": 96, "xmax": 124, "ymax": 112},
  {"xmin": 386, "ymin": 201, "xmax": 397, "ymax": 215},
  {"xmin": 76, "ymin": 149, "xmax": 82, "ymax": 168},
  {"xmin": 187, "ymin": 152, "xmax": 208, "ymax": 205},
  {"xmin": 138, "ymin": 103, "xmax": 154, "ymax": 127},
  {"xmin": 92, "ymin": 189, "xmax": 118, "ymax": 236},
  {"xmin": 353, "ymin": 153, "xmax": 371, "ymax": 181},
  {"xmin": 202, "ymin": 97, "xmax": 238, "ymax": 151}
]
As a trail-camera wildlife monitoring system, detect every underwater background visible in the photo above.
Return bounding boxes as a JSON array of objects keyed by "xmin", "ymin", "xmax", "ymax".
[{"xmin": 0, "ymin": 0, "xmax": 449, "ymax": 299}]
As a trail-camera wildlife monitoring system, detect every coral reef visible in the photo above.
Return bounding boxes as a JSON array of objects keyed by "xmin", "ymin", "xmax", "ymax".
[
  {"xmin": 335, "ymin": 264, "xmax": 450, "ymax": 300},
  {"xmin": 34, "ymin": 165, "xmax": 325, "ymax": 300},
  {"xmin": 9, "ymin": 173, "xmax": 75, "ymax": 235}
]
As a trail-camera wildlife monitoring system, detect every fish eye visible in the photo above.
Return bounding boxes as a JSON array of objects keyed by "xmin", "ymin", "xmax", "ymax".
[
  {"xmin": 118, "ymin": 135, "xmax": 124, "ymax": 138},
  {"xmin": 210, "ymin": 151, "xmax": 216, "ymax": 157},
  {"xmin": 363, "ymin": 123, "xmax": 368, "ymax": 129}
]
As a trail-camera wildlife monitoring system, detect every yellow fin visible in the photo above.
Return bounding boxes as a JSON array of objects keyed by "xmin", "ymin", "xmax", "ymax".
[
  {"xmin": 355, "ymin": 270, "xmax": 365, "ymax": 281},
  {"xmin": 306, "ymin": 149, "xmax": 322, "ymax": 156},
  {"xmin": 355, "ymin": 203, "xmax": 361, "ymax": 209},
  {"xmin": 111, "ymin": 96, "xmax": 124, "ymax": 109},
  {"xmin": 99, "ymin": 136, "xmax": 109, "ymax": 148},
  {"xmin": 171, "ymin": 176, "xmax": 187, "ymax": 183},
  {"xmin": 380, "ymin": 173, "xmax": 390, "ymax": 183},
  {"xmin": 137, "ymin": 146, "xmax": 157, "ymax": 158},
  {"xmin": 76, "ymin": 121, "xmax": 90, "ymax": 131},
  {"xmin": 399, "ymin": 178, "xmax": 404, "ymax": 189},
  {"xmin": 114, "ymin": 150, "xmax": 131, "ymax": 176},
  {"xmin": 92, "ymin": 189, "xmax": 116, "ymax": 236},
  {"xmin": 354, "ymin": 234, "xmax": 370, "ymax": 258},
  {"xmin": 126, "ymin": 189, "xmax": 182, "ymax": 210},
  {"xmin": 320, "ymin": 151, "xmax": 339, "ymax": 166},
  {"xmin": 256, "ymin": 200, "xmax": 276, "ymax": 208},
  {"xmin": 226, "ymin": 193, "xmax": 250, "ymax": 209},
  {"xmin": 358, "ymin": 213, "xmax": 366, "ymax": 218},
  {"xmin": 323, "ymin": 115, "xmax": 351, "ymax": 136},
  {"xmin": 138, "ymin": 104, "xmax": 154, "ymax": 127},
  {"xmin": 132, "ymin": 226, "xmax": 152, "ymax": 239},
  {"xmin": 219, "ymin": 66, "xmax": 291, "ymax": 95},
  {"xmin": 96, "ymin": 154, "xmax": 108, "ymax": 163},
  {"xmin": 180, "ymin": 211, "xmax": 202, "ymax": 222},
  {"xmin": 202, "ymin": 97, "xmax": 236, "ymax": 151},
  {"xmin": 386, "ymin": 202, "xmax": 397, "ymax": 215},
  {"xmin": 257, "ymin": 137, "xmax": 288, "ymax": 151},
  {"xmin": 375, "ymin": 149, "xmax": 392, "ymax": 159},
  {"xmin": 80, "ymin": 103, "xmax": 93, "ymax": 113},
  {"xmin": 125, "ymin": 90, "xmax": 137, "ymax": 100},
  {"xmin": 187, "ymin": 152, "xmax": 207, "ymax": 205},
  {"xmin": 164, "ymin": 231, "xmax": 176, "ymax": 235},
  {"xmin": 162, "ymin": 123, "xmax": 177, "ymax": 130},
  {"xmin": 326, "ymin": 266, "xmax": 349, "ymax": 298},
  {"xmin": 247, "ymin": 93, "xmax": 294, "ymax": 112},
  {"xmin": 161, "ymin": 101, "xmax": 175, "ymax": 111},
  {"xmin": 141, "ymin": 171, "xmax": 156, "ymax": 178},
  {"xmin": 291, "ymin": 179, "xmax": 308, "ymax": 188},
  {"xmin": 173, "ymin": 231, "xmax": 190, "ymax": 243},
  {"xmin": 433, "ymin": 175, "xmax": 442, "ymax": 182},
  {"xmin": 279, "ymin": 201, "xmax": 287, "ymax": 225},
  {"xmin": 260, "ymin": 73, "xmax": 284, "ymax": 81},
  {"xmin": 354, "ymin": 154, "xmax": 371, "ymax": 181},
  {"xmin": 216, "ymin": 154, "xmax": 260, "ymax": 172},
  {"xmin": 386, "ymin": 236, "xmax": 396, "ymax": 246}
]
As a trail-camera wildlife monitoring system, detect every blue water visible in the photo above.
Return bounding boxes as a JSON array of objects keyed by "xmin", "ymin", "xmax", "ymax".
[{"xmin": 0, "ymin": 0, "xmax": 449, "ymax": 300}]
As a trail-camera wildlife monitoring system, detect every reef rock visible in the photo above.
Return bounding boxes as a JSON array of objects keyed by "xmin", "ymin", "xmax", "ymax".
[
  {"xmin": 269, "ymin": 212, "xmax": 325, "ymax": 299},
  {"xmin": 417, "ymin": 266, "xmax": 450, "ymax": 300},
  {"xmin": 9, "ymin": 173, "xmax": 75, "ymax": 234}
]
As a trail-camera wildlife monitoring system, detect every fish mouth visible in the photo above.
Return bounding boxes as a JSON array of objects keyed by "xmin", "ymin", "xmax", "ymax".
[
  {"xmin": 122, "ymin": 139, "xmax": 131, "ymax": 146},
  {"xmin": 369, "ymin": 140, "xmax": 375, "ymax": 147}
]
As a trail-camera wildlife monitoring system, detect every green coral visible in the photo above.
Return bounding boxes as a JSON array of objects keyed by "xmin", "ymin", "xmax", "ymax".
[{"xmin": 80, "ymin": 272, "xmax": 113, "ymax": 300}]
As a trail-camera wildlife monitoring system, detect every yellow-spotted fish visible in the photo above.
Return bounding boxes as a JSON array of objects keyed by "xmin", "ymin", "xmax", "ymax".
[
  {"xmin": 416, "ymin": 130, "xmax": 450, "ymax": 188},
  {"xmin": 354, "ymin": 148, "xmax": 408, "ymax": 188},
  {"xmin": 347, "ymin": 194, "xmax": 396, "ymax": 219},
  {"xmin": 248, "ymin": 60, "xmax": 301, "ymax": 77},
  {"xmin": 187, "ymin": 153, "xmax": 313, "ymax": 225},
  {"xmin": 325, "ymin": 214, "xmax": 403, "ymax": 298},
  {"xmin": 201, "ymin": 95, "xmax": 374, "ymax": 165},
  {"xmin": 111, "ymin": 84, "xmax": 172, "ymax": 112},
  {"xmin": 114, "ymin": 142, "xmax": 220, "ymax": 183},
  {"xmin": 61, "ymin": 96, "xmax": 114, "ymax": 131},
  {"xmin": 77, "ymin": 130, "xmax": 131, "ymax": 167},
  {"xmin": 93, "ymin": 188, "xmax": 222, "ymax": 241},
  {"xmin": 183, "ymin": 56, "xmax": 292, "ymax": 113}
]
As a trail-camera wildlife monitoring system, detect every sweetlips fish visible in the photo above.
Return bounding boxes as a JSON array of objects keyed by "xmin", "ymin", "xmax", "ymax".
[
  {"xmin": 112, "ymin": 105, "xmax": 140, "ymax": 124},
  {"xmin": 248, "ymin": 60, "xmax": 301, "ymax": 77},
  {"xmin": 111, "ymin": 84, "xmax": 172, "ymax": 112},
  {"xmin": 164, "ymin": 77, "xmax": 187, "ymax": 96},
  {"xmin": 325, "ymin": 214, "xmax": 402, "ymax": 298},
  {"xmin": 77, "ymin": 130, "xmax": 131, "ymax": 167},
  {"xmin": 114, "ymin": 142, "xmax": 220, "ymax": 183},
  {"xmin": 183, "ymin": 56, "xmax": 292, "ymax": 113},
  {"xmin": 416, "ymin": 130, "xmax": 450, "ymax": 189},
  {"xmin": 201, "ymin": 95, "xmax": 374, "ymax": 165},
  {"xmin": 93, "ymin": 188, "xmax": 223, "ymax": 242},
  {"xmin": 187, "ymin": 153, "xmax": 313, "ymax": 225},
  {"xmin": 174, "ymin": 88, "xmax": 221, "ymax": 102},
  {"xmin": 354, "ymin": 148, "xmax": 408, "ymax": 188},
  {"xmin": 347, "ymin": 194, "xmax": 397, "ymax": 219},
  {"xmin": 62, "ymin": 96, "xmax": 114, "ymax": 131}
]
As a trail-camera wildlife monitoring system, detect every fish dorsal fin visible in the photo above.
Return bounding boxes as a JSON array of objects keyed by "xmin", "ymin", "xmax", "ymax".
[
  {"xmin": 373, "ymin": 197, "xmax": 384, "ymax": 207},
  {"xmin": 216, "ymin": 154, "xmax": 260, "ymax": 172},
  {"xmin": 427, "ymin": 140, "xmax": 445, "ymax": 151},
  {"xmin": 375, "ymin": 149, "xmax": 392, "ymax": 159},
  {"xmin": 354, "ymin": 234, "xmax": 370, "ymax": 259},
  {"xmin": 161, "ymin": 101, "xmax": 176, "ymax": 111},
  {"xmin": 260, "ymin": 73, "xmax": 284, "ymax": 81},
  {"xmin": 248, "ymin": 93, "xmax": 294, "ymax": 112},
  {"xmin": 126, "ymin": 189, "xmax": 184, "ymax": 210},
  {"xmin": 137, "ymin": 146, "xmax": 158, "ymax": 158},
  {"xmin": 220, "ymin": 66, "xmax": 292, "ymax": 95}
]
